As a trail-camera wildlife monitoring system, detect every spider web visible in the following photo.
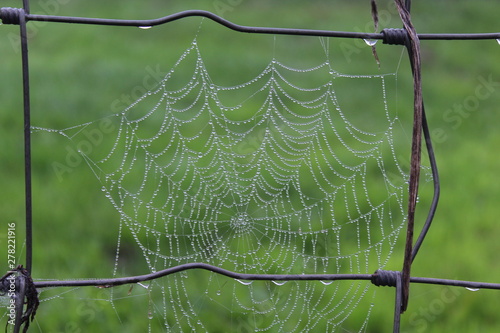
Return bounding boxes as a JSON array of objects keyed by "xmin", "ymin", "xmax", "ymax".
[{"xmin": 32, "ymin": 36, "xmax": 409, "ymax": 331}]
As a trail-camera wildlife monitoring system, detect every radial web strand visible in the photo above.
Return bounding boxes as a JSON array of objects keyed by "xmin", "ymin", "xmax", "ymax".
[{"xmin": 32, "ymin": 37, "xmax": 409, "ymax": 332}]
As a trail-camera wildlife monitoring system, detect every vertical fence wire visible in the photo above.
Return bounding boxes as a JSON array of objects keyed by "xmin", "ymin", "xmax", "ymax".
[{"xmin": 20, "ymin": 0, "xmax": 32, "ymax": 278}]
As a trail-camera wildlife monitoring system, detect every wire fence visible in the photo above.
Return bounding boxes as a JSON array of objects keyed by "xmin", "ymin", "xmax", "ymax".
[{"xmin": 1, "ymin": 1, "xmax": 499, "ymax": 332}]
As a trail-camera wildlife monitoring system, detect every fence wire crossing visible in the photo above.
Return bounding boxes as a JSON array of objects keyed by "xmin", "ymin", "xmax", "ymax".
[{"xmin": 1, "ymin": 1, "xmax": 500, "ymax": 332}]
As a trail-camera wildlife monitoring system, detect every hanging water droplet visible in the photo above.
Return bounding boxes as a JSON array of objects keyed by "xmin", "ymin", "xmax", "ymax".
[
  {"xmin": 320, "ymin": 280, "xmax": 333, "ymax": 285},
  {"xmin": 216, "ymin": 290, "xmax": 221, "ymax": 296},
  {"xmin": 465, "ymin": 287, "xmax": 480, "ymax": 292},
  {"xmin": 148, "ymin": 311, "xmax": 154, "ymax": 319},
  {"xmin": 363, "ymin": 39, "xmax": 378, "ymax": 47},
  {"xmin": 139, "ymin": 26, "xmax": 152, "ymax": 30},
  {"xmin": 497, "ymin": 39, "xmax": 500, "ymax": 45},
  {"xmin": 236, "ymin": 279, "xmax": 253, "ymax": 286},
  {"xmin": 272, "ymin": 281, "xmax": 287, "ymax": 286}
]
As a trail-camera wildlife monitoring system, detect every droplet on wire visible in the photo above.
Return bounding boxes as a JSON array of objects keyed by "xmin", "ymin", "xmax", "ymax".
[
  {"xmin": 465, "ymin": 287, "xmax": 480, "ymax": 292},
  {"xmin": 139, "ymin": 26, "xmax": 152, "ymax": 30},
  {"xmin": 496, "ymin": 39, "xmax": 500, "ymax": 45},
  {"xmin": 272, "ymin": 281, "xmax": 287, "ymax": 286},
  {"xmin": 235, "ymin": 279, "xmax": 253, "ymax": 285},
  {"xmin": 363, "ymin": 39, "xmax": 378, "ymax": 47},
  {"xmin": 320, "ymin": 280, "xmax": 333, "ymax": 285}
]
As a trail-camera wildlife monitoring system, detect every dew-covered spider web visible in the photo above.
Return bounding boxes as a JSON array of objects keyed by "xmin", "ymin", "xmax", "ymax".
[{"xmin": 32, "ymin": 34, "xmax": 411, "ymax": 332}]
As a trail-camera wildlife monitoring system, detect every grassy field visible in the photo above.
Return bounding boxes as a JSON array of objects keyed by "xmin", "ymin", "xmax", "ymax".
[{"xmin": 1, "ymin": 0, "xmax": 499, "ymax": 332}]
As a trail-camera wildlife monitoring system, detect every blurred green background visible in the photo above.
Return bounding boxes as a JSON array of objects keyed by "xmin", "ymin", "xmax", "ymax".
[{"xmin": 0, "ymin": 0, "xmax": 499, "ymax": 332}]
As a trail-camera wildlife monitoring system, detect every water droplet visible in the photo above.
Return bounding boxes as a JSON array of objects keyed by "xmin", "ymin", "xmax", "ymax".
[
  {"xmin": 236, "ymin": 279, "xmax": 253, "ymax": 286},
  {"xmin": 148, "ymin": 311, "xmax": 154, "ymax": 319},
  {"xmin": 465, "ymin": 287, "xmax": 480, "ymax": 292},
  {"xmin": 497, "ymin": 39, "xmax": 500, "ymax": 45},
  {"xmin": 216, "ymin": 290, "xmax": 221, "ymax": 296},
  {"xmin": 139, "ymin": 26, "xmax": 152, "ymax": 30},
  {"xmin": 320, "ymin": 280, "xmax": 333, "ymax": 285},
  {"xmin": 363, "ymin": 39, "xmax": 378, "ymax": 46},
  {"xmin": 272, "ymin": 281, "xmax": 287, "ymax": 286}
]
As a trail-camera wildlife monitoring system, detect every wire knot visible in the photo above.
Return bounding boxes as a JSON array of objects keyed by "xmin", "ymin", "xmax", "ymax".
[
  {"xmin": 371, "ymin": 269, "xmax": 401, "ymax": 287},
  {"xmin": 0, "ymin": 7, "xmax": 23, "ymax": 25},
  {"xmin": 0, "ymin": 266, "xmax": 39, "ymax": 332},
  {"xmin": 381, "ymin": 28, "xmax": 409, "ymax": 46}
]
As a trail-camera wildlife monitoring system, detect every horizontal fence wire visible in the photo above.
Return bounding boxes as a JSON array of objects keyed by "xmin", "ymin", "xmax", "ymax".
[
  {"xmin": 1, "ymin": 7, "xmax": 500, "ymax": 40},
  {"xmin": 1, "ymin": 2, "xmax": 499, "ymax": 333},
  {"xmin": 28, "ymin": 263, "xmax": 500, "ymax": 290}
]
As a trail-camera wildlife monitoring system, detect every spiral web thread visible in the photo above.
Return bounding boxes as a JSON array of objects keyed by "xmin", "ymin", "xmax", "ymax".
[{"xmin": 32, "ymin": 37, "xmax": 409, "ymax": 331}]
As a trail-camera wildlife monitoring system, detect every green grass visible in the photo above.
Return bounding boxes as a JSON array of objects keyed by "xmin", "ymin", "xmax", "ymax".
[{"xmin": 1, "ymin": 0, "xmax": 499, "ymax": 332}]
